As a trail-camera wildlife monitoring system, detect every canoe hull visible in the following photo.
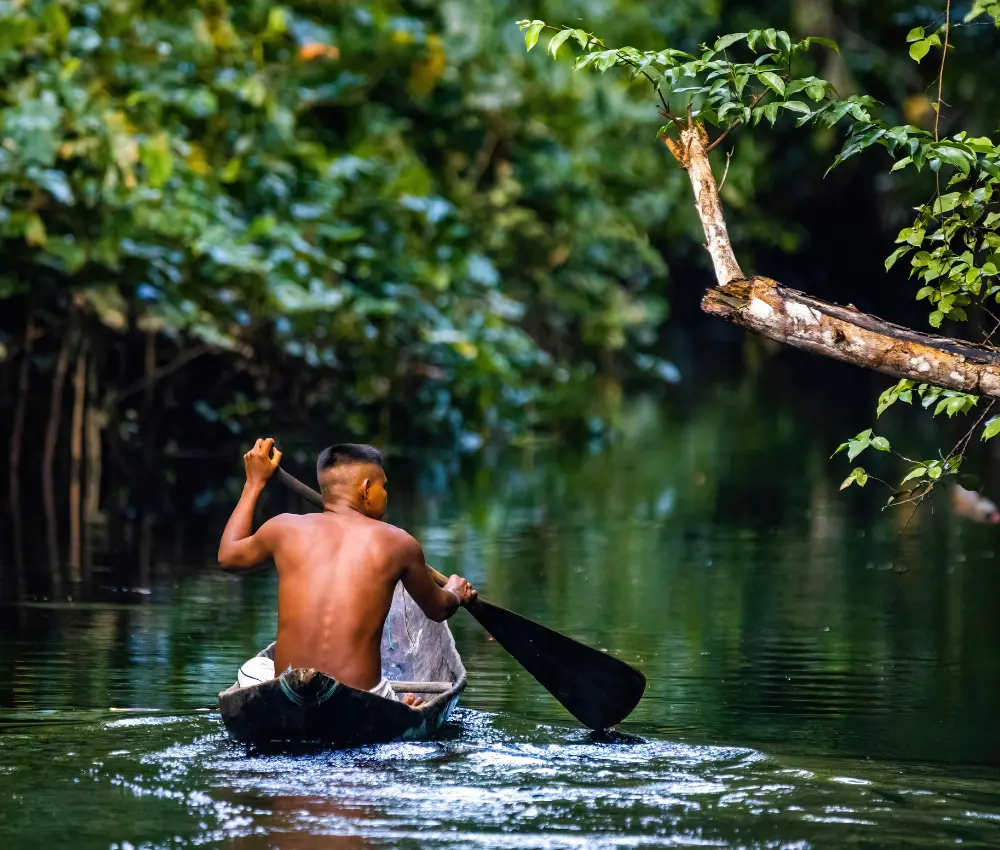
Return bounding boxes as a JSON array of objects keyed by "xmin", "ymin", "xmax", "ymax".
[
  {"xmin": 217, "ymin": 585, "xmax": 466, "ymax": 748},
  {"xmin": 218, "ymin": 668, "xmax": 465, "ymax": 747}
]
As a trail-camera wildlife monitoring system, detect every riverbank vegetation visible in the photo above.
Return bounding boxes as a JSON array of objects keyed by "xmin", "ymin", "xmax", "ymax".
[{"xmin": 2, "ymin": 0, "xmax": 999, "ymax": 592}]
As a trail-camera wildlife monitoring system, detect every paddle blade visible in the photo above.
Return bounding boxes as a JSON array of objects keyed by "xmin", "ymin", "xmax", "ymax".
[{"xmin": 467, "ymin": 598, "xmax": 646, "ymax": 730}]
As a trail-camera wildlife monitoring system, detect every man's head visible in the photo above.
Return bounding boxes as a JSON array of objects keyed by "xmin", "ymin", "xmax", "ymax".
[{"xmin": 316, "ymin": 443, "xmax": 387, "ymax": 519}]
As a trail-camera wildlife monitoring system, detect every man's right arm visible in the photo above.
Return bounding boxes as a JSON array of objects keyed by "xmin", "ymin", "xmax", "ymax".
[
  {"xmin": 397, "ymin": 535, "xmax": 476, "ymax": 622},
  {"xmin": 218, "ymin": 437, "xmax": 285, "ymax": 572}
]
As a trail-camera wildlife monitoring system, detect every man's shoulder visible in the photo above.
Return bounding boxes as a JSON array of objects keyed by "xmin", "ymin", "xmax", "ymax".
[
  {"xmin": 262, "ymin": 511, "xmax": 310, "ymax": 527},
  {"xmin": 259, "ymin": 511, "xmax": 313, "ymax": 538},
  {"xmin": 370, "ymin": 521, "xmax": 420, "ymax": 552}
]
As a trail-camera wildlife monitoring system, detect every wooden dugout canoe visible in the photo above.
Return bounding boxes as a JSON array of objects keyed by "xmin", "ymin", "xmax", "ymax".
[{"xmin": 217, "ymin": 586, "xmax": 467, "ymax": 747}]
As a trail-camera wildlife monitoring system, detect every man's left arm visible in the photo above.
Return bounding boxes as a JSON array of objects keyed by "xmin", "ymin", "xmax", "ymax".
[{"xmin": 218, "ymin": 438, "xmax": 283, "ymax": 571}]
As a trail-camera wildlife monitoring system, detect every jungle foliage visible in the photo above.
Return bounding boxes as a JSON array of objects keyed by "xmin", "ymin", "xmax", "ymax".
[
  {"xmin": 519, "ymin": 1, "xmax": 1000, "ymax": 510},
  {"xmin": 4, "ymin": 0, "xmax": 1000, "ymax": 590}
]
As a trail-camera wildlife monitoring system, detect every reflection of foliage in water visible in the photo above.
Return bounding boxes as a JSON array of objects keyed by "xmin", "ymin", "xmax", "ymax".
[
  {"xmin": 2, "ymin": 386, "xmax": 1000, "ymax": 772},
  {"xmin": 407, "ymin": 392, "xmax": 1000, "ymax": 766}
]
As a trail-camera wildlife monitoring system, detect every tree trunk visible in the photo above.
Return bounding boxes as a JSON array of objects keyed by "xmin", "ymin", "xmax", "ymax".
[
  {"xmin": 68, "ymin": 340, "xmax": 88, "ymax": 586},
  {"xmin": 674, "ymin": 124, "xmax": 1000, "ymax": 396},
  {"xmin": 84, "ymin": 352, "xmax": 103, "ymax": 578},
  {"xmin": 138, "ymin": 331, "xmax": 156, "ymax": 590},
  {"xmin": 42, "ymin": 316, "xmax": 78, "ymax": 596},
  {"xmin": 8, "ymin": 308, "xmax": 35, "ymax": 598}
]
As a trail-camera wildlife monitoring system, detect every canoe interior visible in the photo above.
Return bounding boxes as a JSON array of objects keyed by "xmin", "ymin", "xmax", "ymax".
[{"xmin": 217, "ymin": 584, "xmax": 467, "ymax": 748}]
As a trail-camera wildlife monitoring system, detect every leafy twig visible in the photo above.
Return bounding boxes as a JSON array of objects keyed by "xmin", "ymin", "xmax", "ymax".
[
  {"xmin": 933, "ymin": 0, "xmax": 952, "ymax": 196},
  {"xmin": 706, "ymin": 90, "xmax": 767, "ymax": 153},
  {"xmin": 718, "ymin": 149, "xmax": 733, "ymax": 191}
]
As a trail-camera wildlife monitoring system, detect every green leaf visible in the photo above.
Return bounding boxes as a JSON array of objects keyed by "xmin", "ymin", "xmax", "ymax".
[
  {"xmin": 24, "ymin": 214, "xmax": 46, "ymax": 247},
  {"xmin": 806, "ymin": 82, "xmax": 827, "ymax": 101},
  {"xmin": 906, "ymin": 27, "xmax": 926, "ymax": 43},
  {"xmin": 596, "ymin": 50, "xmax": 618, "ymax": 71},
  {"xmin": 946, "ymin": 396, "xmax": 968, "ymax": 416},
  {"xmin": 932, "ymin": 192, "xmax": 962, "ymax": 214},
  {"xmin": 41, "ymin": 236, "xmax": 87, "ymax": 274},
  {"xmin": 762, "ymin": 28, "xmax": 778, "ymax": 50},
  {"xmin": 871, "ymin": 436, "xmax": 891, "ymax": 451},
  {"xmin": 886, "ymin": 246, "xmax": 908, "ymax": 271},
  {"xmin": 139, "ymin": 133, "xmax": 173, "ymax": 189},
  {"xmin": 804, "ymin": 36, "xmax": 840, "ymax": 53},
  {"xmin": 900, "ymin": 227, "xmax": 925, "ymax": 246},
  {"xmin": 43, "ymin": 3, "xmax": 70, "ymax": 44},
  {"xmin": 266, "ymin": 7, "xmax": 287, "ymax": 34},
  {"xmin": 929, "ymin": 310, "xmax": 945, "ymax": 328},
  {"xmin": 548, "ymin": 28, "xmax": 572, "ymax": 58},
  {"xmin": 840, "ymin": 467, "xmax": 869, "ymax": 490},
  {"xmin": 714, "ymin": 33, "xmax": 748, "ymax": 51},
  {"xmin": 847, "ymin": 437, "xmax": 871, "ymax": 461},
  {"xmin": 964, "ymin": 136, "xmax": 996, "ymax": 153},
  {"xmin": 928, "ymin": 464, "xmax": 943, "ymax": 480},
  {"xmin": 525, "ymin": 22, "xmax": 544, "ymax": 51},
  {"xmin": 782, "ymin": 101, "xmax": 811, "ymax": 116},
  {"xmin": 757, "ymin": 71, "xmax": 785, "ymax": 96},
  {"xmin": 935, "ymin": 144, "xmax": 973, "ymax": 175},
  {"xmin": 909, "ymin": 39, "xmax": 932, "ymax": 62},
  {"xmin": 27, "ymin": 167, "xmax": 74, "ymax": 205},
  {"xmin": 902, "ymin": 466, "xmax": 928, "ymax": 484},
  {"xmin": 983, "ymin": 416, "xmax": 1000, "ymax": 441}
]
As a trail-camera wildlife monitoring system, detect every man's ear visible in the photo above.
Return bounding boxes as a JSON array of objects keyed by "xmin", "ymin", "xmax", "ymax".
[{"xmin": 361, "ymin": 478, "xmax": 372, "ymax": 504}]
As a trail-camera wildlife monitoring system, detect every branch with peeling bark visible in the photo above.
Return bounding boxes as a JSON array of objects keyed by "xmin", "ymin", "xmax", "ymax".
[{"xmin": 670, "ymin": 123, "xmax": 1000, "ymax": 397}]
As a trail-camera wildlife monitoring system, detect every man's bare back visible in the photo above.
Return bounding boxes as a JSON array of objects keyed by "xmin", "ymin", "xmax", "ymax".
[{"xmin": 218, "ymin": 439, "xmax": 476, "ymax": 699}]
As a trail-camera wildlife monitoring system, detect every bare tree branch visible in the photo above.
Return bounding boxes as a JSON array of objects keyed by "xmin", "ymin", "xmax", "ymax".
[{"xmin": 676, "ymin": 123, "xmax": 1000, "ymax": 398}]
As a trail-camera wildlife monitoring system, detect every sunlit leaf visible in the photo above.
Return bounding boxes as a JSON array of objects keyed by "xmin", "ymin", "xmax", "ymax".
[
  {"xmin": 983, "ymin": 417, "xmax": 1000, "ymax": 441},
  {"xmin": 548, "ymin": 28, "xmax": 573, "ymax": 58},
  {"xmin": 909, "ymin": 39, "xmax": 932, "ymax": 62},
  {"xmin": 714, "ymin": 32, "xmax": 747, "ymax": 51},
  {"xmin": 525, "ymin": 22, "xmax": 544, "ymax": 51},
  {"xmin": 757, "ymin": 71, "xmax": 784, "ymax": 96}
]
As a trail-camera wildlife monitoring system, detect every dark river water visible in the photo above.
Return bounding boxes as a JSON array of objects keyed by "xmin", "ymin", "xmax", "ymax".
[{"xmin": 4, "ymin": 387, "xmax": 1000, "ymax": 848}]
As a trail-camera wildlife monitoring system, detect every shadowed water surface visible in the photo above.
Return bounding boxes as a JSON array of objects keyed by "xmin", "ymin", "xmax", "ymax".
[{"xmin": 3, "ymin": 391, "xmax": 1000, "ymax": 847}]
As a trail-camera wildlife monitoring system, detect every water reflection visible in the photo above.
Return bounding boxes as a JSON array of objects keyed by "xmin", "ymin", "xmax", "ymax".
[{"xmin": 3, "ymin": 388, "xmax": 1000, "ymax": 846}]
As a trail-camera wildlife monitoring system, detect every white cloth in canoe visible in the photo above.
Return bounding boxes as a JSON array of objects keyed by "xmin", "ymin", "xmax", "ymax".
[{"xmin": 237, "ymin": 656, "xmax": 399, "ymax": 701}]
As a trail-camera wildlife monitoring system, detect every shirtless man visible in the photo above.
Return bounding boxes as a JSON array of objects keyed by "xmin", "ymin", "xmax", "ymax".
[{"xmin": 217, "ymin": 438, "xmax": 477, "ymax": 705}]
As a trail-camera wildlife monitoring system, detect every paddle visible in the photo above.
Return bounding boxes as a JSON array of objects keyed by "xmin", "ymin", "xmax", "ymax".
[{"xmin": 273, "ymin": 467, "xmax": 647, "ymax": 730}]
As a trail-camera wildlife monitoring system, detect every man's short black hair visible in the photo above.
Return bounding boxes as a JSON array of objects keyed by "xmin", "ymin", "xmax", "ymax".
[{"xmin": 316, "ymin": 443, "xmax": 384, "ymax": 477}]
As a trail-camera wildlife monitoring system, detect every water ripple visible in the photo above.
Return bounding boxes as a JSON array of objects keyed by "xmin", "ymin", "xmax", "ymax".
[{"xmin": 2, "ymin": 709, "xmax": 989, "ymax": 849}]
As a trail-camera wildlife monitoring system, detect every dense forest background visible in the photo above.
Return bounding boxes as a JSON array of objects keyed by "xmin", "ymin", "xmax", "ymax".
[{"xmin": 2, "ymin": 0, "xmax": 999, "ymax": 594}]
